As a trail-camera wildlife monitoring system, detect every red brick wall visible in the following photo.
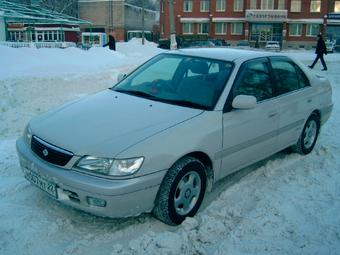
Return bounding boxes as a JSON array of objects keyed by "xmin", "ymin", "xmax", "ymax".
[
  {"xmin": 160, "ymin": 0, "xmax": 330, "ymax": 45},
  {"xmin": 113, "ymin": 28, "xmax": 125, "ymax": 41},
  {"xmin": 65, "ymin": 31, "xmax": 78, "ymax": 43}
]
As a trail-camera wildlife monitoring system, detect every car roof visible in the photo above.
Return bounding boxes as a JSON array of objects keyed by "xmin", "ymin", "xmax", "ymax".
[{"xmin": 166, "ymin": 48, "xmax": 280, "ymax": 62}]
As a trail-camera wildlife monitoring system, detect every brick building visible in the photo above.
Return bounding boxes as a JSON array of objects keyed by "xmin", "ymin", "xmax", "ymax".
[
  {"xmin": 78, "ymin": 0, "xmax": 158, "ymax": 41},
  {"xmin": 160, "ymin": 0, "xmax": 340, "ymax": 49}
]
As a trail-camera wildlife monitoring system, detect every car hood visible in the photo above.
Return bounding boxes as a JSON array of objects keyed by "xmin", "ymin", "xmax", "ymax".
[{"xmin": 30, "ymin": 90, "xmax": 203, "ymax": 157}]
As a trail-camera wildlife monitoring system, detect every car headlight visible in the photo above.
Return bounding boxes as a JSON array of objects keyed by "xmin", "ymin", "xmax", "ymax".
[
  {"xmin": 23, "ymin": 124, "xmax": 32, "ymax": 145},
  {"xmin": 75, "ymin": 156, "xmax": 144, "ymax": 177}
]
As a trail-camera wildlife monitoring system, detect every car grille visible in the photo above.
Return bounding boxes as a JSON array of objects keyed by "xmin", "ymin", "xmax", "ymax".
[{"xmin": 31, "ymin": 136, "xmax": 73, "ymax": 167}]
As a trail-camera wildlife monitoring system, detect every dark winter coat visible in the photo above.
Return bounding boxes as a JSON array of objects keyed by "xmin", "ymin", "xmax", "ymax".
[
  {"xmin": 103, "ymin": 35, "xmax": 116, "ymax": 51},
  {"xmin": 315, "ymin": 37, "xmax": 327, "ymax": 55}
]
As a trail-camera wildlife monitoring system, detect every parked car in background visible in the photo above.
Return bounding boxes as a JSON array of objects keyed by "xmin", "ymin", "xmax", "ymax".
[
  {"xmin": 180, "ymin": 39, "xmax": 215, "ymax": 48},
  {"xmin": 236, "ymin": 40, "xmax": 251, "ymax": 49},
  {"xmin": 210, "ymin": 39, "xmax": 228, "ymax": 47},
  {"xmin": 17, "ymin": 48, "xmax": 333, "ymax": 225},
  {"xmin": 325, "ymin": 40, "xmax": 335, "ymax": 53},
  {"xmin": 265, "ymin": 41, "xmax": 281, "ymax": 52}
]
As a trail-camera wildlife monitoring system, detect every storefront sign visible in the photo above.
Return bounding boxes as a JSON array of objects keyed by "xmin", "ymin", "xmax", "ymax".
[
  {"xmin": 246, "ymin": 10, "xmax": 287, "ymax": 22},
  {"xmin": 327, "ymin": 13, "xmax": 340, "ymax": 20},
  {"xmin": 8, "ymin": 23, "xmax": 25, "ymax": 29}
]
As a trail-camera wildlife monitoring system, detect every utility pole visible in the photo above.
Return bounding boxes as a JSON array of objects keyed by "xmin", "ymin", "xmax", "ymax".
[
  {"xmin": 142, "ymin": 2, "xmax": 145, "ymax": 45},
  {"xmin": 169, "ymin": 0, "xmax": 177, "ymax": 49}
]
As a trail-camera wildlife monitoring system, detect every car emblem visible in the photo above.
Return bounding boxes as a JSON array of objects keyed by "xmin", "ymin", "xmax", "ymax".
[{"xmin": 42, "ymin": 149, "xmax": 49, "ymax": 157}]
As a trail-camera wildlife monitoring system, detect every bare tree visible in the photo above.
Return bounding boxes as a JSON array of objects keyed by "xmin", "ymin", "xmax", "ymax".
[
  {"xmin": 126, "ymin": 0, "xmax": 157, "ymax": 10},
  {"xmin": 38, "ymin": 0, "xmax": 78, "ymax": 16}
]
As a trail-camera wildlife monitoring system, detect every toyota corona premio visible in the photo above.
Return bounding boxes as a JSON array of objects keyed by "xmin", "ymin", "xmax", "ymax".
[{"xmin": 16, "ymin": 48, "xmax": 333, "ymax": 225}]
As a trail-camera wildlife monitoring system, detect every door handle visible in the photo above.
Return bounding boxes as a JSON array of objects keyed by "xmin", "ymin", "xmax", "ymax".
[{"xmin": 307, "ymin": 98, "xmax": 312, "ymax": 103}]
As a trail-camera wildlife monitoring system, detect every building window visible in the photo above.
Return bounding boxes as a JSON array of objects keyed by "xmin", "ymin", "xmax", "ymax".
[
  {"xmin": 183, "ymin": 0, "xmax": 193, "ymax": 12},
  {"xmin": 8, "ymin": 30, "xmax": 65, "ymax": 42},
  {"xmin": 310, "ymin": 0, "xmax": 321, "ymax": 12},
  {"xmin": 289, "ymin": 23, "xmax": 302, "ymax": 36},
  {"xmin": 215, "ymin": 23, "xmax": 227, "ymax": 34},
  {"xmin": 261, "ymin": 0, "xmax": 274, "ymax": 9},
  {"xmin": 306, "ymin": 24, "xmax": 320, "ymax": 36},
  {"xmin": 232, "ymin": 22, "xmax": 243, "ymax": 35},
  {"xmin": 198, "ymin": 23, "xmax": 209, "ymax": 34},
  {"xmin": 335, "ymin": 1, "xmax": 340, "ymax": 12},
  {"xmin": 291, "ymin": 0, "xmax": 301, "ymax": 12},
  {"xmin": 200, "ymin": 0, "xmax": 210, "ymax": 12},
  {"xmin": 234, "ymin": 0, "xmax": 244, "ymax": 11},
  {"xmin": 216, "ymin": 0, "xmax": 226, "ymax": 11},
  {"xmin": 250, "ymin": 0, "xmax": 257, "ymax": 9},
  {"xmin": 278, "ymin": 0, "xmax": 285, "ymax": 9},
  {"xmin": 183, "ymin": 23, "xmax": 193, "ymax": 34}
]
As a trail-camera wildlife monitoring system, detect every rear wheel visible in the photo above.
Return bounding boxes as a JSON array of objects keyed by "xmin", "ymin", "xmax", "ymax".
[
  {"xmin": 153, "ymin": 156, "xmax": 207, "ymax": 225},
  {"xmin": 292, "ymin": 113, "xmax": 320, "ymax": 155}
]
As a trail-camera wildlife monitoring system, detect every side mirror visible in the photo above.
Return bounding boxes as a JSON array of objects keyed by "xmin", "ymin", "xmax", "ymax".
[
  {"xmin": 232, "ymin": 95, "xmax": 257, "ymax": 109},
  {"xmin": 117, "ymin": 73, "xmax": 127, "ymax": 82}
]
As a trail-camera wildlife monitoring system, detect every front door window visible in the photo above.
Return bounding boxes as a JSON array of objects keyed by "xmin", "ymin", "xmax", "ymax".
[{"xmin": 232, "ymin": 59, "xmax": 273, "ymax": 102}]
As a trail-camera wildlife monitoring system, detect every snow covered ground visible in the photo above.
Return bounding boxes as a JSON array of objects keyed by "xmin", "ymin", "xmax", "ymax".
[{"xmin": 1, "ymin": 40, "xmax": 339, "ymax": 255}]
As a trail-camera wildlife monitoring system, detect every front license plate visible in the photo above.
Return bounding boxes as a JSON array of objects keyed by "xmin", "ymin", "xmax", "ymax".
[{"xmin": 24, "ymin": 168, "xmax": 58, "ymax": 199}]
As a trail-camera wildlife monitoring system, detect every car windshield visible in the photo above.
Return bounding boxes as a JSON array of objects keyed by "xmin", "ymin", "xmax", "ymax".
[{"xmin": 112, "ymin": 54, "xmax": 233, "ymax": 110}]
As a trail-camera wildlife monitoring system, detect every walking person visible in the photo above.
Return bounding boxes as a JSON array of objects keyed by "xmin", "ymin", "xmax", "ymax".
[
  {"xmin": 103, "ymin": 33, "xmax": 116, "ymax": 51},
  {"xmin": 308, "ymin": 34, "xmax": 327, "ymax": 71}
]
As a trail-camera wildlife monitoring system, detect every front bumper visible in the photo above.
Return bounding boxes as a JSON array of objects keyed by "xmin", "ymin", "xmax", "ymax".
[{"xmin": 16, "ymin": 137, "xmax": 165, "ymax": 218}]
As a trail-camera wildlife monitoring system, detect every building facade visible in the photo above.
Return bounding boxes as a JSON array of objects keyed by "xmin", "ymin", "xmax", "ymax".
[
  {"xmin": 78, "ymin": 0, "xmax": 158, "ymax": 41},
  {"xmin": 160, "ymin": 0, "xmax": 340, "ymax": 49}
]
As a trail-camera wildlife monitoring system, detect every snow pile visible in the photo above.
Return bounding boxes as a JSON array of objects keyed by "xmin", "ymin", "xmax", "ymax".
[
  {"xmin": 0, "ymin": 46, "xmax": 340, "ymax": 255},
  {"xmin": 118, "ymin": 37, "xmax": 163, "ymax": 60},
  {"xmin": 128, "ymin": 37, "xmax": 159, "ymax": 47},
  {"xmin": 0, "ymin": 40, "xmax": 163, "ymax": 79}
]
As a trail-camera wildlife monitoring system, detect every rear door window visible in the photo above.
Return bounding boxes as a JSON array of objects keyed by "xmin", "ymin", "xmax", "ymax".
[{"xmin": 270, "ymin": 57, "xmax": 309, "ymax": 96}]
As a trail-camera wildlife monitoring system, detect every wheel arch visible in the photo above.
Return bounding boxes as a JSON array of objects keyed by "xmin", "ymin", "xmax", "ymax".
[
  {"xmin": 312, "ymin": 109, "xmax": 321, "ymax": 120},
  {"xmin": 180, "ymin": 151, "xmax": 214, "ymax": 192},
  {"xmin": 311, "ymin": 109, "xmax": 321, "ymax": 133}
]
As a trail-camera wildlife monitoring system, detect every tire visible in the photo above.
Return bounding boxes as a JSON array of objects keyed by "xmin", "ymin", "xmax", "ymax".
[
  {"xmin": 292, "ymin": 113, "xmax": 320, "ymax": 155},
  {"xmin": 153, "ymin": 156, "xmax": 207, "ymax": 225}
]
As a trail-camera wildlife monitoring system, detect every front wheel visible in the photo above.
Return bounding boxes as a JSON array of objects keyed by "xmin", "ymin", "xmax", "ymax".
[
  {"xmin": 292, "ymin": 113, "xmax": 320, "ymax": 155},
  {"xmin": 153, "ymin": 156, "xmax": 207, "ymax": 225}
]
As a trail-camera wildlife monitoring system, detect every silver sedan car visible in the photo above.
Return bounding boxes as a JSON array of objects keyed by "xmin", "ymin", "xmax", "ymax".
[{"xmin": 16, "ymin": 48, "xmax": 333, "ymax": 225}]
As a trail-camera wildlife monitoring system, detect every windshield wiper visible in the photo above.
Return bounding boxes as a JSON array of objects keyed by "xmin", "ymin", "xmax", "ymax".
[
  {"xmin": 114, "ymin": 89, "xmax": 156, "ymax": 99},
  {"xmin": 114, "ymin": 89, "xmax": 209, "ymax": 110},
  {"xmin": 153, "ymin": 98, "xmax": 209, "ymax": 110}
]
